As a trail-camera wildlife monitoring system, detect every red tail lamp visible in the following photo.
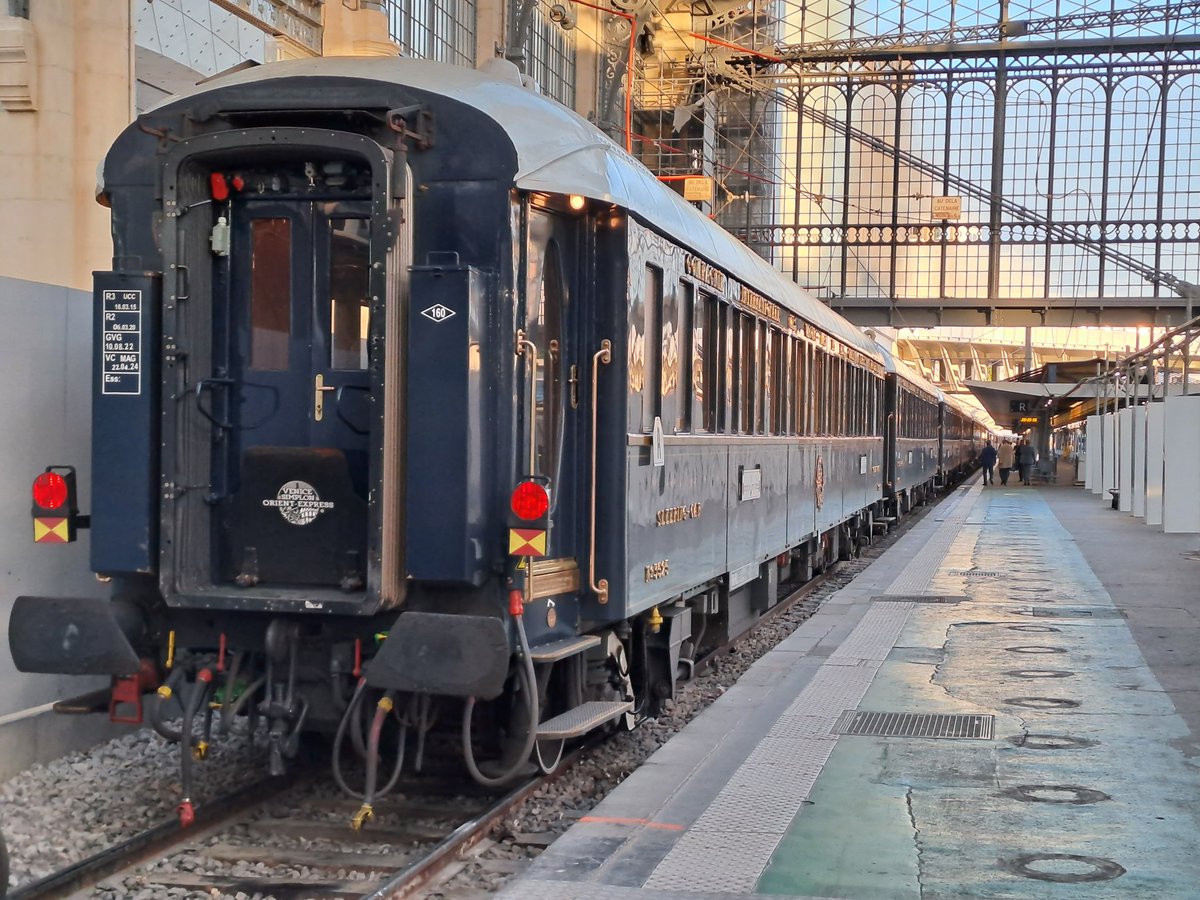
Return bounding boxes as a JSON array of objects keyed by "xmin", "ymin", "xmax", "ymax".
[
  {"xmin": 32, "ymin": 471, "xmax": 68, "ymax": 510},
  {"xmin": 510, "ymin": 480, "xmax": 550, "ymax": 521}
]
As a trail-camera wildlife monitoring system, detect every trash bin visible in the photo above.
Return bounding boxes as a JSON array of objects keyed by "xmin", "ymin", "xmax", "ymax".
[{"xmin": 1109, "ymin": 489, "xmax": 1120, "ymax": 510}]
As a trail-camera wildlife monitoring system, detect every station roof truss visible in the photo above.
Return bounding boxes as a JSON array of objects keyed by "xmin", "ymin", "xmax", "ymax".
[{"xmin": 631, "ymin": 0, "xmax": 1200, "ymax": 327}]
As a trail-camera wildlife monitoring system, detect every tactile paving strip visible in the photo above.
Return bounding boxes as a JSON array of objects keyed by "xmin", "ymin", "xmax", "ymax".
[
  {"xmin": 883, "ymin": 483, "xmax": 982, "ymax": 596},
  {"xmin": 645, "ymin": 831, "xmax": 786, "ymax": 892},
  {"xmin": 828, "ymin": 602, "xmax": 915, "ymax": 662}
]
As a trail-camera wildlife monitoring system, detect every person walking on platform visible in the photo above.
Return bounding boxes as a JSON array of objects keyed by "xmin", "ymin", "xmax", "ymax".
[
  {"xmin": 1017, "ymin": 439, "xmax": 1037, "ymax": 485},
  {"xmin": 998, "ymin": 439, "xmax": 1015, "ymax": 486},
  {"xmin": 979, "ymin": 440, "xmax": 997, "ymax": 485}
]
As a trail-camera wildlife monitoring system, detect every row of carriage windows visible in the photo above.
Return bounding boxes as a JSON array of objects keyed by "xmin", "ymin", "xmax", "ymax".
[
  {"xmin": 897, "ymin": 389, "xmax": 938, "ymax": 439},
  {"xmin": 637, "ymin": 265, "xmax": 888, "ymax": 439}
]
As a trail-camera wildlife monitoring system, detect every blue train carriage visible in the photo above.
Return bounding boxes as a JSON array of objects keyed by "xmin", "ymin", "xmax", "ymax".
[
  {"xmin": 618, "ymin": 200, "xmax": 887, "ymax": 687},
  {"xmin": 8, "ymin": 56, "xmax": 888, "ymax": 803},
  {"xmin": 874, "ymin": 343, "xmax": 941, "ymax": 515},
  {"xmin": 939, "ymin": 392, "xmax": 983, "ymax": 486}
]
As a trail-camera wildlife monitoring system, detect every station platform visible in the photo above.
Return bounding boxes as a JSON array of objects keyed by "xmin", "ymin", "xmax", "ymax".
[{"xmin": 500, "ymin": 481, "xmax": 1200, "ymax": 899}]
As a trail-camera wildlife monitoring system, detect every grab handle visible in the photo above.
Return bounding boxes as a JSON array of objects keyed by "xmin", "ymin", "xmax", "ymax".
[{"xmin": 589, "ymin": 339, "xmax": 612, "ymax": 604}]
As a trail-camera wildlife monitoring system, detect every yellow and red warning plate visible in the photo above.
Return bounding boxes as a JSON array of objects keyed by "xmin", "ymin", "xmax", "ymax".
[
  {"xmin": 33, "ymin": 517, "xmax": 70, "ymax": 543},
  {"xmin": 508, "ymin": 528, "xmax": 547, "ymax": 557}
]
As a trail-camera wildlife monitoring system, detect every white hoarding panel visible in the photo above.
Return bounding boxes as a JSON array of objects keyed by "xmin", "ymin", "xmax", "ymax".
[
  {"xmin": 1146, "ymin": 402, "xmax": 1165, "ymax": 526},
  {"xmin": 1162, "ymin": 395, "xmax": 1200, "ymax": 533},
  {"xmin": 1118, "ymin": 408, "xmax": 1133, "ymax": 512},
  {"xmin": 1132, "ymin": 406, "xmax": 1147, "ymax": 518}
]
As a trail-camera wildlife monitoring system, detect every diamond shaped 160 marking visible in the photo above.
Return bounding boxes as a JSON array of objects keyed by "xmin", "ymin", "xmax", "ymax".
[{"xmin": 421, "ymin": 303, "xmax": 456, "ymax": 323}]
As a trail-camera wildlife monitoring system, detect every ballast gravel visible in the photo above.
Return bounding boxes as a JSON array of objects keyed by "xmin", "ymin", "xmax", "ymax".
[{"xmin": 0, "ymin": 726, "xmax": 261, "ymax": 891}]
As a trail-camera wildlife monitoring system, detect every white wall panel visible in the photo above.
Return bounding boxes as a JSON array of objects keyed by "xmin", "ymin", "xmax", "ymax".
[
  {"xmin": 1132, "ymin": 406, "xmax": 1147, "ymax": 518},
  {"xmin": 1117, "ymin": 408, "xmax": 1133, "ymax": 512},
  {"xmin": 1146, "ymin": 402, "xmax": 1165, "ymax": 526},
  {"xmin": 1163, "ymin": 395, "xmax": 1200, "ymax": 533},
  {"xmin": 1101, "ymin": 414, "xmax": 1116, "ymax": 496},
  {"xmin": 1086, "ymin": 415, "xmax": 1100, "ymax": 493}
]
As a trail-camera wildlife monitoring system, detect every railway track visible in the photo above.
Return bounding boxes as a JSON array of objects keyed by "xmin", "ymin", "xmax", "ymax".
[{"xmin": 7, "ymin": 492, "xmax": 943, "ymax": 900}]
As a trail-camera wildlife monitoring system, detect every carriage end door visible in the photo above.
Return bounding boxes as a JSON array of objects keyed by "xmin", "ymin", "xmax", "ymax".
[{"xmin": 212, "ymin": 199, "xmax": 373, "ymax": 591}]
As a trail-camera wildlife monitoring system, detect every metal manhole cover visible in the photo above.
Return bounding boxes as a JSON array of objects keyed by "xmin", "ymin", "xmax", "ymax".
[
  {"xmin": 1008, "ymin": 733, "xmax": 1098, "ymax": 750},
  {"xmin": 1006, "ymin": 645, "xmax": 1067, "ymax": 654},
  {"xmin": 1030, "ymin": 607, "xmax": 1124, "ymax": 619},
  {"xmin": 998, "ymin": 784, "xmax": 1111, "ymax": 804},
  {"xmin": 1005, "ymin": 697, "xmax": 1081, "ymax": 709},
  {"xmin": 947, "ymin": 570, "xmax": 1003, "ymax": 578},
  {"xmin": 833, "ymin": 711, "xmax": 994, "ymax": 739},
  {"xmin": 1003, "ymin": 853, "xmax": 1126, "ymax": 883},
  {"xmin": 872, "ymin": 595, "xmax": 969, "ymax": 603},
  {"xmin": 1004, "ymin": 669, "xmax": 1075, "ymax": 679}
]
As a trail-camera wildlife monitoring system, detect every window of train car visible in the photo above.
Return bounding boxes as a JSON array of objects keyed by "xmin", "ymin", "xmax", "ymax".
[
  {"xmin": 782, "ymin": 337, "xmax": 794, "ymax": 436},
  {"xmin": 642, "ymin": 265, "xmax": 662, "ymax": 434},
  {"xmin": 761, "ymin": 323, "xmax": 772, "ymax": 435},
  {"xmin": 249, "ymin": 218, "xmax": 292, "ymax": 371},
  {"xmin": 722, "ymin": 304, "xmax": 734, "ymax": 433},
  {"xmin": 739, "ymin": 314, "xmax": 748, "ymax": 434},
  {"xmin": 329, "ymin": 218, "xmax": 371, "ymax": 370},
  {"xmin": 698, "ymin": 292, "xmax": 717, "ymax": 433},
  {"xmin": 678, "ymin": 281, "xmax": 693, "ymax": 433},
  {"xmin": 529, "ymin": 232, "xmax": 566, "ymax": 482},
  {"xmin": 658, "ymin": 276, "xmax": 680, "ymax": 433}
]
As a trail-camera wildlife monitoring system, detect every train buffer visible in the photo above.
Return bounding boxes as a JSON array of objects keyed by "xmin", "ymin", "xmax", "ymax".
[{"xmin": 500, "ymin": 480, "xmax": 1200, "ymax": 898}]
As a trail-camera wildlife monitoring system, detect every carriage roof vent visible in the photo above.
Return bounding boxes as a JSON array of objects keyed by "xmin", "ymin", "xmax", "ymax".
[{"xmin": 479, "ymin": 58, "xmax": 525, "ymax": 87}]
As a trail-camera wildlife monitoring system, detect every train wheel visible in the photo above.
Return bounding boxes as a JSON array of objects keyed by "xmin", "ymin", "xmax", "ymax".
[{"xmin": 603, "ymin": 633, "xmax": 637, "ymax": 730}]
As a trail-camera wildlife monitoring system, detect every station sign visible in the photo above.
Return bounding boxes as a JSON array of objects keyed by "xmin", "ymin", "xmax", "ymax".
[
  {"xmin": 931, "ymin": 196, "xmax": 962, "ymax": 220},
  {"xmin": 683, "ymin": 176, "xmax": 715, "ymax": 203}
]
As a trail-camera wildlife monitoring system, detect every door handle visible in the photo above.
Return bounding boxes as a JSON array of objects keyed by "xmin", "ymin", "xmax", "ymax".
[
  {"xmin": 314, "ymin": 373, "xmax": 336, "ymax": 421},
  {"xmin": 589, "ymin": 339, "xmax": 612, "ymax": 604}
]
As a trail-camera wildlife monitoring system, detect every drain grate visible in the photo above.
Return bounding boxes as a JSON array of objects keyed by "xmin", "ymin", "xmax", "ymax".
[
  {"xmin": 947, "ymin": 570, "xmax": 1003, "ymax": 578},
  {"xmin": 833, "ymin": 710, "xmax": 994, "ymax": 740},
  {"xmin": 872, "ymin": 594, "xmax": 969, "ymax": 604}
]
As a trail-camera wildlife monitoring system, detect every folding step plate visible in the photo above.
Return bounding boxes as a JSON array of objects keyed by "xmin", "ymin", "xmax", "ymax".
[
  {"xmin": 834, "ymin": 710, "xmax": 995, "ymax": 740},
  {"xmin": 537, "ymin": 700, "xmax": 633, "ymax": 740},
  {"xmin": 528, "ymin": 634, "xmax": 602, "ymax": 663}
]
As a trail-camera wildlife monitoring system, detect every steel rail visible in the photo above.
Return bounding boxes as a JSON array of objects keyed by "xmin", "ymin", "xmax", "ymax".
[
  {"xmin": 7, "ymin": 774, "xmax": 300, "ymax": 900},
  {"xmin": 362, "ymin": 743, "xmax": 593, "ymax": 899}
]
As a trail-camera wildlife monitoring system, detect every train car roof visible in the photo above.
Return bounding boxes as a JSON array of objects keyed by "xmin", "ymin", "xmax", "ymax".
[
  {"xmin": 871, "ymin": 340, "xmax": 942, "ymax": 399},
  {"xmin": 147, "ymin": 56, "xmax": 880, "ymax": 359}
]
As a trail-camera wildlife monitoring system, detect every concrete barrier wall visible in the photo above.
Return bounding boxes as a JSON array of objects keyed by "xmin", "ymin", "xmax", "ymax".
[{"xmin": 0, "ymin": 275, "xmax": 126, "ymax": 778}]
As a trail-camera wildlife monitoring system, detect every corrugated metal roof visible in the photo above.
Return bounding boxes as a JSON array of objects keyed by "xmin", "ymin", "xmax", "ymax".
[{"xmin": 147, "ymin": 56, "xmax": 881, "ymax": 359}]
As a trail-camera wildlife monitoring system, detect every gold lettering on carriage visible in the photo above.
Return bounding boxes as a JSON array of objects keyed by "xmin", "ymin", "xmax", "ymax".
[
  {"xmin": 655, "ymin": 503, "xmax": 703, "ymax": 526},
  {"xmin": 644, "ymin": 559, "xmax": 671, "ymax": 581},
  {"xmin": 737, "ymin": 285, "xmax": 781, "ymax": 324},
  {"xmin": 685, "ymin": 254, "xmax": 727, "ymax": 292}
]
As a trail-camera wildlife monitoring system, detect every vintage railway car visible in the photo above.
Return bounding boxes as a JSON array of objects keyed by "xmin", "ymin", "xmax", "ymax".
[
  {"xmin": 11, "ymin": 57, "xmax": 897, "ymax": 815},
  {"xmin": 875, "ymin": 344, "xmax": 941, "ymax": 514},
  {"xmin": 940, "ymin": 393, "xmax": 986, "ymax": 484}
]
